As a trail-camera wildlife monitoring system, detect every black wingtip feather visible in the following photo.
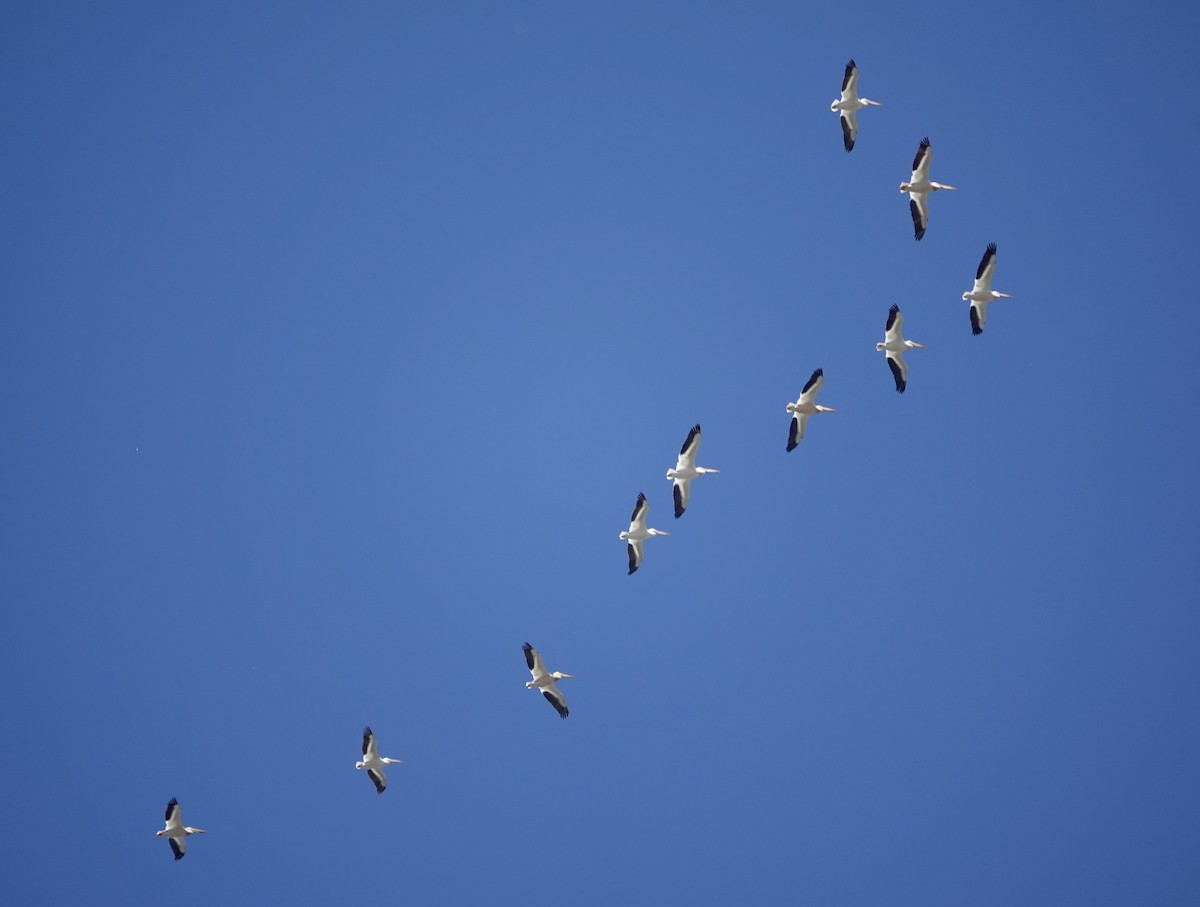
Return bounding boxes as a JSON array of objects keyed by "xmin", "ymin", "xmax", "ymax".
[
  {"xmin": 970, "ymin": 307, "xmax": 983, "ymax": 335},
  {"xmin": 542, "ymin": 690, "xmax": 569, "ymax": 719},
  {"xmin": 679, "ymin": 424, "xmax": 700, "ymax": 456},
  {"xmin": 909, "ymin": 198, "xmax": 925, "ymax": 240}
]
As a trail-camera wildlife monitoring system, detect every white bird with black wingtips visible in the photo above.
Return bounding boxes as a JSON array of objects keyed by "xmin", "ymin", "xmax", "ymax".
[
  {"xmin": 523, "ymin": 642, "xmax": 573, "ymax": 719},
  {"xmin": 830, "ymin": 59, "xmax": 881, "ymax": 152},
  {"xmin": 963, "ymin": 243, "xmax": 1013, "ymax": 335},
  {"xmin": 786, "ymin": 369, "xmax": 836, "ymax": 451},
  {"xmin": 156, "ymin": 798, "xmax": 206, "ymax": 861},
  {"xmin": 666, "ymin": 424, "xmax": 719, "ymax": 518},
  {"xmin": 619, "ymin": 492, "xmax": 669, "ymax": 575},
  {"xmin": 355, "ymin": 727, "xmax": 402, "ymax": 794},
  {"xmin": 877, "ymin": 305, "xmax": 926, "ymax": 393},
  {"xmin": 899, "ymin": 137, "xmax": 956, "ymax": 240}
]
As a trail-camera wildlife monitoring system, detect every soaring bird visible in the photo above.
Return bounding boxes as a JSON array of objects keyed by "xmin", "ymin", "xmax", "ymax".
[
  {"xmin": 523, "ymin": 642, "xmax": 573, "ymax": 719},
  {"xmin": 830, "ymin": 59, "xmax": 881, "ymax": 152},
  {"xmin": 619, "ymin": 492, "xmax": 669, "ymax": 575},
  {"xmin": 665, "ymin": 424, "xmax": 719, "ymax": 518},
  {"xmin": 899, "ymin": 138, "xmax": 956, "ymax": 240},
  {"xmin": 786, "ymin": 368, "xmax": 836, "ymax": 451},
  {"xmin": 355, "ymin": 727, "xmax": 403, "ymax": 794},
  {"xmin": 963, "ymin": 242, "xmax": 1013, "ymax": 335},
  {"xmin": 156, "ymin": 798, "xmax": 206, "ymax": 861},
  {"xmin": 876, "ymin": 305, "xmax": 926, "ymax": 393}
]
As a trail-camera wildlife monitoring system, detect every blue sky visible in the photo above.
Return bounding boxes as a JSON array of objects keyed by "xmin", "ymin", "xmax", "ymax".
[{"xmin": 3, "ymin": 2, "xmax": 1200, "ymax": 904}]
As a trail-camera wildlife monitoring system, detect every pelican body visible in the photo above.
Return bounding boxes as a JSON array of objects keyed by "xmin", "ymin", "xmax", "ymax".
[
  {"xmin": 157, "ymin": 798, "xmax": 206, "ymax": 861},
  {"xmin": 962, "ymin": 242, "xmax": 1012, "ymax": 335},
  {"xmin": 665, "ymin": 424, "xmax": 719, "ymax": 518},
  {"xmin": 786, "ymin": 368, "xmax": 836, "ymax": 451},
  {"xmin": 876, "ymin": 305, "xmax": 926, "ymax": 393},
  {"xmin": 356, "ymin": 726, "xmax": 402, "ymax": 794},
  {"xmin": 523, "ymin": 642, "xmax": 573, "ymax": 719},
  {"xmin": 899, "ymin": 137, "xmax": 956, "ymax": 240},
  {"xmin": 830, "ymin": 59, "xmax": 881, "ymax": 152},
  {"xmin": 619, "ymin": 492, "xmax": 669, "ymax": 575}
]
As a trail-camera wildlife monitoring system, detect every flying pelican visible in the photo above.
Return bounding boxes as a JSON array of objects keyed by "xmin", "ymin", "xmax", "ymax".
[
  {"xmin": 156, "ymin": 798, "xmax": 206, "ymax": 861},
  {"xmin": 619, "ymin": 492, "xmax": 669, "ymax": 575},
  {"xmin": 899, "ymin": 138, "xmax": 956, "ymax": 240},
  {"xmin": 355, "ymin": 726, "xmax": 402, "ymax": 794},
  {"xmin": 876, "ymin": 305, "xmax": 926, "ymax": 393},
  {"xmin": 963, "ymin": 242, "xmax": 1013, "ymax": 335},
  {"xmin": 666, "ymin": 424, "xmax": 719, "ymax": 518},
  {"xmin": 523, "ymin": 642, "xmax": 573, "ymax": 719},
  {"xmin": 830, "ymin": 59, "xmax": 881, "ymax": 152},
  {"xmin": 786, "ymin": 368, "xmax": 836, "ymax": 451}
]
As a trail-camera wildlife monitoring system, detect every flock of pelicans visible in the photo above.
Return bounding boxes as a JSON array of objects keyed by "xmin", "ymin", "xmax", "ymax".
[{"xmin": 155, "ymin": 58, "xmax": 1017, "ymax": 860}]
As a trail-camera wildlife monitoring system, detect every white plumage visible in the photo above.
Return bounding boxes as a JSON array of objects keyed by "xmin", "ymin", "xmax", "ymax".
[
  {"xmin": 786, "ymin": 368, "xmax": 836, "ymax": 451},
  {"xmin": 523, "ymin": 642, "xmax": 573, "ymax": 719},
  {"xmin": 665, "ymin": 424, "xmax": 719, "ymax": 518},
  {"xmin": 963, "ymin": 243, "xmax": 1013, "ymax": 335},
  {"xmin": 355, "ymin": 727, "xmax": 403, "ymax": 794},
  {"xmin": 899, "ymin": 137, "xmax": 956, "ymax": 240},
  {"xmin": 830, "ymin": 59, "xmax": 881, "ymax": 152},
  {"xmin": 618, "ymin": 492, "xmax": 669, "ymax": 575},
  {"xmin": 876, "ymin": 305, "xmax": 926, "ymax": 393},
  {"xmin": 156, "ymin": 798, "xmax": 206, "ymax": 861}
]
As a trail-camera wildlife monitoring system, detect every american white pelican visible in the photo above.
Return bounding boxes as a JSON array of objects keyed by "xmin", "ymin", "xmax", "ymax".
[
  {"xmin": 666, "ymin": 424, "xmax": 719, "ymax": 519},
  {"xmin": 156, "ymin": 798, "xmax": 206, "ymax": 861},
  {"xmin": 785, "ymin": 368, "xmax": 836, "ymax": 451},
  {"xmin": 963, "ymin": 242, "xmax": 1013, "ymax": 335},
  {"xmin": 876, "ymin": 305, "xmax": 926, "ymax": 393},
  {"xmin": 830, "ymin": 59, "xmax": 881, "ymax": 152},
  {"xmin": 619, "ymin": 492, "xmax": 669, "ymax": 575},
  {"xmin": 899, "ymin": 138, "xmax": 956, "ymax": 240},
  {"xmin": 523, "ymin": 642, "xmax": 573, "ymax": 719},
  {"xmin": 356, "ymin": 726, "xmax": 402, "ymax": 794}
]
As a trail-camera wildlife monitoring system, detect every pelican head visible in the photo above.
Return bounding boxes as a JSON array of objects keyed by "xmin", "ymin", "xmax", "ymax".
[
  {"xmin": 648, "ymin": 529, "xmax": 670, "ymax": 537},
  {"xmin": 908, "ymin": 341, "xmax": 927, "ymax": 349},
  {"xmin": 816, "ymin": 405, "xmax": 836, "ymax": 413},
  {"xmin": 551, "ymin": 672, "xmax": 574, "ymax": 680},
  {"xmin": 930, "ymin": 182, "xmax": 956, "ymax": 191}
]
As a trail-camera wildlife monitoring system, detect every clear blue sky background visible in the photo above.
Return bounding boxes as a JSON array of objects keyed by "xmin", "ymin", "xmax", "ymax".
[{"xmin": 4, "ymin": 2, "xmax": 1199, "ymax": 904}]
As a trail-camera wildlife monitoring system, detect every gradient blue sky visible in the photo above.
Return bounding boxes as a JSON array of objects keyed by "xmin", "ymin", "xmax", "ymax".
[{"xmin": 4, "ymin": 2, "xmax": 1200, "ymax": 904}]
